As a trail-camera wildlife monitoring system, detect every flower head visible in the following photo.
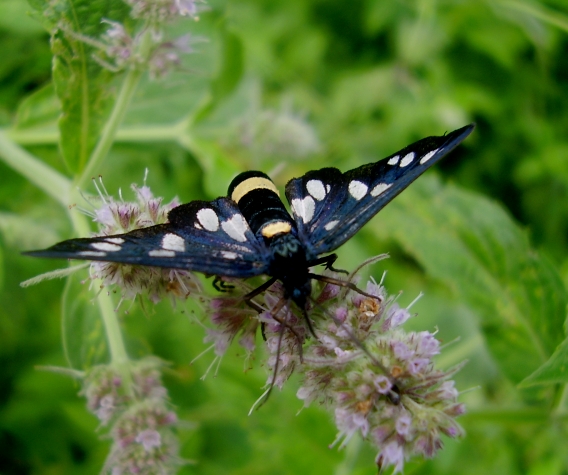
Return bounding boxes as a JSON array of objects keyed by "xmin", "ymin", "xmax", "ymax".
[
  {"xmin": 205, "ymin": 269, "xmax": 465, "ymax": 473},
  {"xmin": 86, "ymin": 175, "xmax": 201, "ymax": 304},
  {"xmin": 296, "ymin": 275, "xmax": 465, "ymax": 473},
  {"xmin": 128, "ymin": 0, "xmax": 203, "ymax": 22}
]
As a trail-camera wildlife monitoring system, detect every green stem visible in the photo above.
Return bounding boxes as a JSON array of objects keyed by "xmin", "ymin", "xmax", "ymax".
[
  {"xmin": 76, "ymin": 27, "xmax": 155, "ymax": 188},
  {"xmin": 96, "ymin": 281, "xmax": 131, "ymax": 365},
  {"xmin": 0, "ymin": 130, "xmax": 71, "ymax": 206},
  {"xmin": 7, "ymin": 122, "xmax": 184, "ymax": 145},
  {"xmin": 62, "ymin": 208, "xmax": 130, "ymax": 367},
  {"xmin": 76, "ymin": 65, "xmax": 143, "ymax": 189}
]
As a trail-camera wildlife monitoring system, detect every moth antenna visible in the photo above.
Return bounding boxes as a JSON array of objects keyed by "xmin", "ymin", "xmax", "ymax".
[{"xmin": 340, "ymin": 253, "xmax": 389, "ymax": 299}]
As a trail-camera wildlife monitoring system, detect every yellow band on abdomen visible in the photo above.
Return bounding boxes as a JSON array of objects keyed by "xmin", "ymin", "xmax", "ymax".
[
  {"xmin": 231, "ymin": 177, "xmax": 279, "ymax": 204},
  {"xmin": 261, "ymin": 221, "xmax": 292, "ymax": 238}
]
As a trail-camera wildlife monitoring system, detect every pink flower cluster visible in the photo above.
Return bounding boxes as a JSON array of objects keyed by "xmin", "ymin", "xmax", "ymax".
[
  {"xmin": 81, "ymin": 358, "xmax": 182, "ymax": 474},
  {"xmin": 208, "ymin": 275, "xmax": 466, "ymax": 473}
]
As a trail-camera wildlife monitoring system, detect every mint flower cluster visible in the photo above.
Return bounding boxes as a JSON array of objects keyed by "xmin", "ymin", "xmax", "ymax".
[
  {"xmin": 68, "ymin": 0, "xmax": 205, "ymax": 78},
  {"xmin": 87, "ymin": 177, "xmax": 201, "ymax": 303},
  {"xmin": 81, "ymin": 358, "xmax": 182, "ymax": 474},
  {"xmin": 209, "ymin": 275, "xmax": 465, "ymax": 473}
]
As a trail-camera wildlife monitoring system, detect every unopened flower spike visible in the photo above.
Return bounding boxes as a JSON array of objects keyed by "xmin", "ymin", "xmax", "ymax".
[{"xmin": 80, "ymin": 357, "xmax": 185, "ymax": 474}]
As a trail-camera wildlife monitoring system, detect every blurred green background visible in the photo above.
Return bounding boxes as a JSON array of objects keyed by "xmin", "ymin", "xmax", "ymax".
[{"xmin": 1, "ymin": 0, "xmax": 568, "ymax": 474}]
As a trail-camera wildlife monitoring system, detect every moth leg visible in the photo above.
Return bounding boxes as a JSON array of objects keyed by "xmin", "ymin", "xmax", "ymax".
[
  {"xmin": 254, "ymin": 320, "xmax": 285, "ymax": 410},
  {"xmin": 255, "ymin": 297, "xmax": 304, "ymax": 409},
  {"xmin": 301, "ymin": 306, "xmax": 318, "ymax": 340},
  {"xmin": 308, "ymin": 253, "xmax": 348, "ymax": 275},
  {"xmin": 308, "ymin": 272, "xmax": 378, "ymax": 299},
  {"xmin": 212, "ymin": 276, "xmax": 235, "ymax": 292},
  {"xmin": 256, "ymin": 294, "xmax": 306, "ymax": 354},
  {"xmin": 241, "ymin": 276, "xmax": 278, "ymax": 313},
  {"xmin": 269, "ymin": 298, "xmax": 305, "ymax": 360}
]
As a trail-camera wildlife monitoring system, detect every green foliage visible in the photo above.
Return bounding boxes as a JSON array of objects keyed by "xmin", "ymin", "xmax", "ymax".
[
  {"xmin": 28, "ymin": 0, "xmax": 131, "ymax": 173},
  {"xmin": 0, "ymin": 0, "xmax": 567, "ymax": 474},
  {"xmin": 371, "ymin": 176, "xmax": 568, "ymax": 386}
]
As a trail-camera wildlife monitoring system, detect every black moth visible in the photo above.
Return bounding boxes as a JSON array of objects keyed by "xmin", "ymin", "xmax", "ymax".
[{"xmin": 26, "ymin": 125, "xmax": 474, "ymax": 322}]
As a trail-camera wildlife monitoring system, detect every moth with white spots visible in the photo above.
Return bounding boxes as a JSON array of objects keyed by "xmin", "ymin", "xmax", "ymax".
[{"xmin": 25, "ymin": 125, "xmax": 474, "ymax": 313}]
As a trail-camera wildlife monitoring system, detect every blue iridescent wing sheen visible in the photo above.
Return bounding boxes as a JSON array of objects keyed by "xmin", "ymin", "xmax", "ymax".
[
  {"xmin": 285, "ymin": 124, "xmax": 475, "ymax": 256},
  {"xmin": 25, "ymin": 197, "xmax": 271, "ymax": 277}
]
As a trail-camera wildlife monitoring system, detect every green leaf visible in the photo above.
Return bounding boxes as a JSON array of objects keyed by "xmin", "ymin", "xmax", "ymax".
[
  {"xmin": 181, "ymin": 137, "xmax": 241, "ymax": 197},
  {"xmin": 0, "ymin": 0, "xmax": 46, "ymax": 35},
  {"xmin": 27, "ymin": 0, "xmax": 131, "ymax": 173},
  {"xmin": 192, "ymin": 19, "xmax": 244, "ymax": 124},
  {"xmin": 13, "ymin": 83, "xmax": 59, "ymax": 131},
  {"xmin": 371, "ymin": 175, "xmax": 567, "ymax": 385},
  {"xmin": 520, "ymin": 337, "xmax": 568, "ymax": 387},
  {"xmin": 61, "ymin": 271, "xmax": 109, "ymax": 369}
]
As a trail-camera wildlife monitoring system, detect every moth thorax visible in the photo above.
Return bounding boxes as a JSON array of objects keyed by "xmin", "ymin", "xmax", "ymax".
[{"xmin": 271, "ymin": 233, "xmax": 301, "ymax": 257}]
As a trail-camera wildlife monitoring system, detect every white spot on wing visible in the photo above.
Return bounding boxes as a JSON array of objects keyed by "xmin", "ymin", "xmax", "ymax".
[
  {"xmin": 221, "ymin": 214, "xmax": 249, "ymax": 242},
  {"xmin": 399, "ymin": 152, "xmax": 415, "ymax": 167},
  {"xmin": 324, "ymin": 220, "xmax": 339, "ymax": 231},
  {"xmin": 348, "ymin": 180, "xmax": 368, "ymax": 200},
  {"xmin": 194, "ymin": 223, "xmax": 202, "ymax": 230},
  {"xmin": 420, "ymin": 148, "xmax": 439, "ymax": 164},
  {"xmin": 387, "ymin": 155, "xmax": 400, "ymax": 165},
  {"xmin": 221, "ymin": 251, "xmax": 238, "ymax": 259},
  {"xmin": 291, "ymin": 196, "xmax": 315, "ymax": 224},
  {"xmin": 105, "ymin": 238, "xmax": 125, "ymax": 244},
  {"xmin": 196, "ymin": 208, "xmax": 219, "ymax": 232},
  {"xmin": 92, "ymin": 242, "xmax": 121, "ymax": 252},
  {"xmin": 326, "ymin": 184, "xmax": 331, "ymax": 193},
  {"xmin": 162, "ymin": 233, "xmax": 185, "ymax": 252},
  {"xmin": 149, "ymin": 249, "xmax": 175, "ymax": 257},
  {"xmin": 78, "ymin": 251, "xmax": 106, "ymax": 257},
  {"xmin": 370, "ymin": 182, "xmax": 392, "ymax": 197},
  {"xmin": 306, "ymin": 179, "xmax": 326, "ymax": 201}
]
